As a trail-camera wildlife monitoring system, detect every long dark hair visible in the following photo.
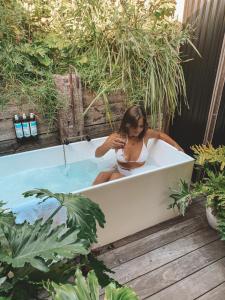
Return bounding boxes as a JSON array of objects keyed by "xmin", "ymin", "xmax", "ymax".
[{"xmin": 119, "ymin": 105, "xmax": 148, "ymax": 139}]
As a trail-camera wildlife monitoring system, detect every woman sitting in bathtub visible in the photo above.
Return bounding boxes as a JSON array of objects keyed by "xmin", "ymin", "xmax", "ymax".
[{"xmin": 93, "ymin": 105, "xmax": 183, "ymax": 185}]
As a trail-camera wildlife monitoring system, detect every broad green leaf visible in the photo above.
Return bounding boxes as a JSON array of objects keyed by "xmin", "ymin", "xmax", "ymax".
[
  {"xmin": 87, "ymin": 253, "xmax": 116, "ymax": 288},
  {"xmin": 0, "ymin": 201, "xmax": 14, "ymax": 227},
  {"xmin": 0, "ymin": 218, "xmax": 88, "ymax": 271},
  {"xmin": 23, "ymin": 189, "xmax": 106, "ymax": 243}
]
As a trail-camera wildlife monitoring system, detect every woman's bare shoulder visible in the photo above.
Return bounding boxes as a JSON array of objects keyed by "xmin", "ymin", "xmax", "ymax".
[{"xmin": 145, "ymin": 128, "xmax": 160, "ymax": 139}]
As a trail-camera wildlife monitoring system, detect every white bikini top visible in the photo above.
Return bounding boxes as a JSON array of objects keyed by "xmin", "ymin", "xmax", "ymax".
[{"xmin": 116, "ymin": 138, "xmax": 148, "ymax": 163}]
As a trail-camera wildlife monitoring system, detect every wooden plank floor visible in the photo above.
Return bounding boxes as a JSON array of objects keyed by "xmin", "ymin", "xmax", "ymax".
[{"xmin": 98, "ymin": 199, "xmax": 225, "ymax": 299}]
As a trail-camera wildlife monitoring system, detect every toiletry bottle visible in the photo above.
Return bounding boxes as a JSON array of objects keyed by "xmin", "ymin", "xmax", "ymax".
[
  {"xmin": 22, "ymin": 113, "xmax": 31, "ymax": 139},
  {"xmin": 13, "ymin": 114, "xmax": 24, "ymax": 142},
  {"xmin": 29, "ymin": 112, "xmax": 38, "ymax": 139}
]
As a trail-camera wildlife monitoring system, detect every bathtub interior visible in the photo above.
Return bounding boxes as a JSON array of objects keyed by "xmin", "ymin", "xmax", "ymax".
[
  {"xmin": 0, "ymin": 137, "xmax": 193, "ymax": 178},
  {"xmin": 0, "ymin": 137, "xmax": 194, "ymax": 224}
]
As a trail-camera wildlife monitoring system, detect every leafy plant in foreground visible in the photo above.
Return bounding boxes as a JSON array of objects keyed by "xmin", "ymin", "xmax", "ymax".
[
  {"xmin": 48, "ymin": 269, "xmax": 139, "ymax": 300},
  {"xmin": 23, "ymin": 189, "xmax": 105, "ymax": 244},
  {"xmin": 0, "ymin": 189, "xmax": 118, "ymax": 299}
]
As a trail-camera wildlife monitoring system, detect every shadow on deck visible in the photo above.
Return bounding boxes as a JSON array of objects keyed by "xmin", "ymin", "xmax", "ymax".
[{"xmin": 97, "ymin": 198, "xmax": 225, "ymax": 299}]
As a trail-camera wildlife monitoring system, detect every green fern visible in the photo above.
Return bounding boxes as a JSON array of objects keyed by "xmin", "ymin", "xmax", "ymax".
[
  {"xmin": 191, "ymin": 144, "xmax": 225, "ymax": 171},
  {"xmin": 195, "ymin": 171, "xmax": 225, "ymax": 217}
]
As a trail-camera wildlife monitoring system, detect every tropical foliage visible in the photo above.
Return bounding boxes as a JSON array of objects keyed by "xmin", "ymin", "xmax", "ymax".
[
  {"xmin": 191, "ymin": 144, "xmax": 225, "ymax": 172},
  {"xmin": 48, "ymin": 268, "xmax": 139, "ymax": 300},
  {"xmin": 169, "ymin": 180, "xmax": 193, "ymax": 216},
  {"xmin": 0, "ymin": 189, "xmax": 120, "ymax": 299},
  {"xmin": 0, "ymin": 0, "xmax": 197, "ymax": 127},
  {"xmin": 169, "ymin": 144, "xmax": 225, "ymax": 240}
]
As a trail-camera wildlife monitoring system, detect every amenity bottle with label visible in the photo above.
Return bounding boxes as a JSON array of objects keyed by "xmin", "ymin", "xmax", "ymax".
[
  {"xmin": 29, "ymin": 113, "xmax": 38, "ymax": 139},
  {"xmin": 22, "ymin": 113, "xmax": 31, "ymax": 138},
  {"xmin": 14, "ymin": 114, "xmax": 24, "ymax": 142}
]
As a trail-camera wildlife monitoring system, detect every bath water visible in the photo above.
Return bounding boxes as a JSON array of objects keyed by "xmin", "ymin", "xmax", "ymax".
[
  {"xmin": 0, "ymin": 158, "xmax": 114, "ymax": 209},
  {"xmin": 0, "ymin": 158, "xmax": 156, "ymax": 223}
]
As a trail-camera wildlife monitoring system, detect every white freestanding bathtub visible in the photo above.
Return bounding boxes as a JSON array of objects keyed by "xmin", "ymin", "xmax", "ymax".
[{"xmin": 0, "ymin": 137, "xmax": 194, "ymax": 247}]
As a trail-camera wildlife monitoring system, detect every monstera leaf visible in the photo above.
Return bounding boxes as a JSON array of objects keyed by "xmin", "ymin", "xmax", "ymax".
[
  {"xmin": 50, "ymin": 269, "xmax": 139, "ymax": 300},
  {"xmin": 0, "ymin": 218, "xmax": 88, "ymax": 272},
  {"xmin": 0, "ymin": 201, "xmax": 14, "ymax": 227},
  {"xmin": 0, "ymin": 201, "xmax": 16, "ymax": 252},
  {"xmin": 23, "ymin": 189, "xmax": 106, "ymax": 243}
]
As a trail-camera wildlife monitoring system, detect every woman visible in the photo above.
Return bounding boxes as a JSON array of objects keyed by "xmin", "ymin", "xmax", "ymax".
[{"xmin": 93, "ymin": 105, "xmax": 183, "ymax": 185}]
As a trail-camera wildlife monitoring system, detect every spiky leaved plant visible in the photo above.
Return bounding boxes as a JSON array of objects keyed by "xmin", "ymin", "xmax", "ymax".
[{"xmin": 1, "ymin": 0, "xmax": 199, "ymax": 128}]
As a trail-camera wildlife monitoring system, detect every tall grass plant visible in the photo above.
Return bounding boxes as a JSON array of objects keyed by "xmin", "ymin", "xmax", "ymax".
[{"xmin": 0, "ymin": 0, "xmax": 197, "ymax": 127}]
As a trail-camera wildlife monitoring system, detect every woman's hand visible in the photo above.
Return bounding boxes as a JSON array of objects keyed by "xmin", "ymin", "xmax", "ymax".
[
  {"xmin": 95, "ymin": 134, "xmax": 125, "ymax": 157},
  {"xmin": 105, "ymin": 134, "xmax": 126, "ymax": 150}
]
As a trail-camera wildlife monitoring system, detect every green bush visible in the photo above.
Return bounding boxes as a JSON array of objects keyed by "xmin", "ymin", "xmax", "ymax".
[{"xmin": 0, "ymin": 0, "xmax": 197, "ymax": 127}]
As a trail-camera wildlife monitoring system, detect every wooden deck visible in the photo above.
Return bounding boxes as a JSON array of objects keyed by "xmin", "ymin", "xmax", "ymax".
[{"xmin": 98, "ymin": 199, "xmax": 225, "ymax": 299}]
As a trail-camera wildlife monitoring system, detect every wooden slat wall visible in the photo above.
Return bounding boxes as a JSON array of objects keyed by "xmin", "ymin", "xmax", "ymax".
[
  {"xmin": 83, "ymin": 90, "xmax": 125, "ymax": 134},
  {"xmin": 0, "ymin": 87, "xmax": 126, "ymax": 155},
  {"xmin": 0, "ymin": 101, "xmax": 59, "ymax": 155}
]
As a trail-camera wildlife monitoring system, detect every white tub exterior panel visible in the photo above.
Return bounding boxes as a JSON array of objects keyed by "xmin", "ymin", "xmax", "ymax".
[{"xmin": 83, "ymin": 161, "xmax": 194, "ymax": 246}]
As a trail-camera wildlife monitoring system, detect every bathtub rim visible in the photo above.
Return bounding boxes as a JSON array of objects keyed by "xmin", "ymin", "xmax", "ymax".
[
  {"xmin": 72, "ymin": 159, "xmax": 195, "ymax": 194},
  {"xmin": 0, "ymin": 136, "xmax": 191, "ymax": 161},
  {"xmin": 0, "ymin": 137, "xmax": 195, "ymax": 196}
]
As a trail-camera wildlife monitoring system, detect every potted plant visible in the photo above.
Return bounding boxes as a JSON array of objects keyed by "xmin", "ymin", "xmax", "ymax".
[{"xmin": 169, "ymin": 144, "xmax": 225, "ymax": 240}]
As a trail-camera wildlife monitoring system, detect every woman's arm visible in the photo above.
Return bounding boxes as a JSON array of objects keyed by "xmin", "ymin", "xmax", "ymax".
[
  {"xmin": 146, "ymin": 129, "xmax": 183, "ymax": 151},
  {"xmin": 95, "ymin": 133, "xmax": 125, "ymax": 157}
]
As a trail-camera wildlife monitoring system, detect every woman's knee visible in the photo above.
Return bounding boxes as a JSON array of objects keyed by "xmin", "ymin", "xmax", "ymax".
[
  {"xmin": 93, "ymin": 171, "xmax": 112, "ymax": 185},
  {"xmin": 109, "ymin": 172, "xmax": 124, "ymax": 181}
]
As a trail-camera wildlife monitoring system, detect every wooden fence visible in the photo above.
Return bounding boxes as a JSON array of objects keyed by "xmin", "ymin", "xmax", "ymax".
[{"xmin": 0, "ymin": 74, "xmax": 126, "ymax": 155}]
